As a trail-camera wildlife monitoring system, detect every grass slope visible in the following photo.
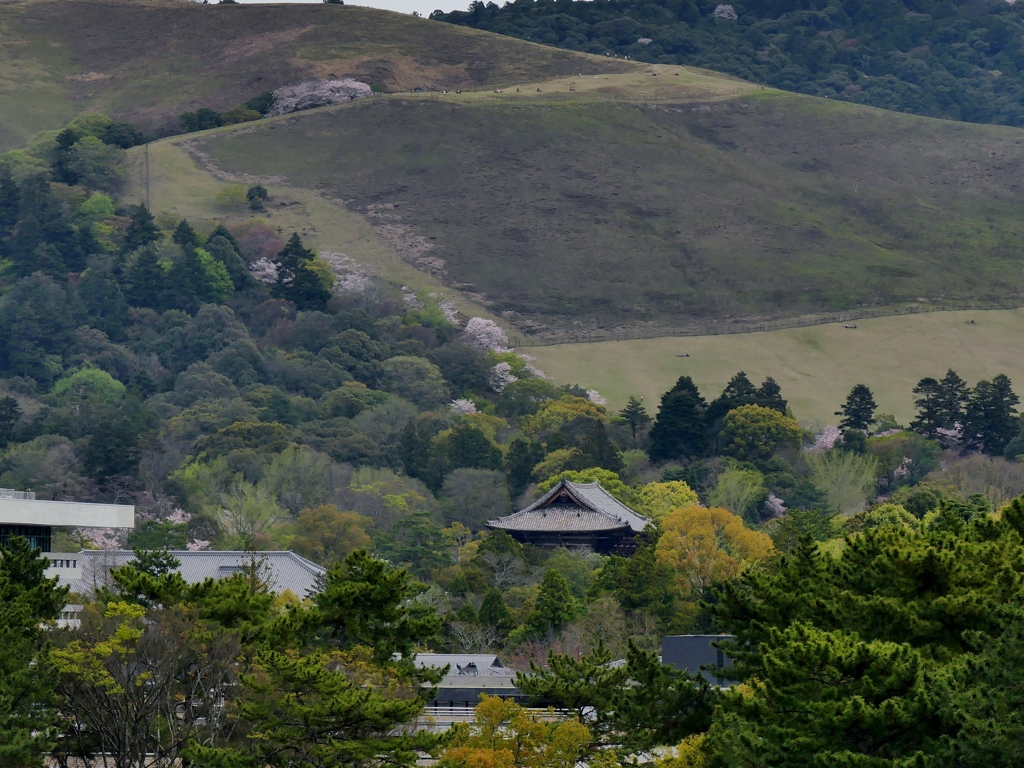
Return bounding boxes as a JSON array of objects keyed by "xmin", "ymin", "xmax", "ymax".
[
  {"xmin": 528, "ymin": 308, "xmax": 1024, "ymax": 425},
  {"xmin": 0, "ymin": 0, "xmax": 629, "ymax": 150},
  {"xmin": 194, "ymin": 79, "xmax": 1024, "ymax": 335}
]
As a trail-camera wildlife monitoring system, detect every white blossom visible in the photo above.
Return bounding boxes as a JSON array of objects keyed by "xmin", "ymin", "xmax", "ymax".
[
  {"xmin": 403, "ymin": 292, "xmax": 423, "ymax": 309},
  {"xmin": 490, "ymin": 362, "xmax": 518, "ymax": 393},
  {"xmin": 810, "ymin": 425, "xmax": 842, "ymax": 452},
  {"xmin": 586, "ymin": 389, "xmax": 607, "ymax": 405},
  {"xmin": 249, "ymin": 257, "xmax": 278, "ymax": 284},
  {"xmin": 637, "ymin": 37, "xmax": 653, "ymax": 44},
  {"xmin": 187, "ymin": 539, "xmax": 212, "ymax": 552},
  {"xmin": 713, "ymin": 3, "xmax": 738, "ymax": 19},
  {"xmin": 465, "ymin": 317, "xmax": 510, "ymax": 352},
  {"xmin": 266, "ymin": 78, "xmax": 372, "ymax": 117},
  {"xmin": 450, "ymin": 398, "xmax": 478, "ymax": 415},
  {"xmin": 320, "ymin": 251, "xmax": 374, "ymax": 294},
  {"xmin": 892, "ymin": 457, "xmax": 913, "ymax": 480},
  {"xmin": 765, "ymin": 493, "xmax": 787, "ymax": 518}
]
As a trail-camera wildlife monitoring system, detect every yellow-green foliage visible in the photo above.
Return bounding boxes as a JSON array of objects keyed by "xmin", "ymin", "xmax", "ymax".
[
  {"xmin": 634, "ymin": 481, "xmax": 700, "ymax": 522},
  {"xmin": 718, "ymin": 404, "xmax": 802, "ymax": 462},
  {"xmin": 534, "ymin": 468, "xmax": 632, "ymax": 503}
]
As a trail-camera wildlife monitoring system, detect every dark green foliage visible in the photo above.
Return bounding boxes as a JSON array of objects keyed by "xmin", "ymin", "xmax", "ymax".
[
  {"xmin": 172, "ymin": 219, "xmax": 203, "ymax": 250},
  {"xmin": 0, "ymin": 536, "xmax": 68, "ymax": 766},
  {"xmin": 505, "ymin": 438, "xmax": 545, "ymax": 498},
  {"xmin": 577, "ymin": 420, "xmax": 624, "ymax": 474},
  {"xmin": 835, "ymin": 383, "xmax": 877, "ymax": 431},
  {"xmin": 126, "ymin": 521, "xmax": 188, "ymax": 551},
  {"xmin": 78, "ymin": 257, "xmax": 130, "ymax": 341},
  {"xmin": 122, "ymin": 204, "xmax": 160, "ymax": 253},
  {"xmin": 936, "ymin": 368, "xmax": 970, "ymax": 429},
  {"xmin": 206, "ymin": 235, "xmax": 252, "ymax": 291},
  {"xmin": 2, "ymin": 178, "xmax": 88, "ymax": 278},
  {"xmin": 964, "ymin": 373, "xmax": 1019, "ymax": 455},
  {"xmin": 517, "ymin": 569, "xmax": 577, "ymax": 639},
  {"xmin": 446, "ymin": 424, "xmax": 503, "ymax": 473},
  {"xmin": 478, "ymin": 587, "xmax": 512, "ymax": 629},
  {"xmin": 911, "ymin": 376, "xmax": 942, "ymax": 437},
  {"xmin": 101, "ymin": 122, "xmax": 145, "ymax": 149},
  {"xmin": 314, "ymin": 549, "xmax": 442, "ymax": 662},
  {"xmin": 648, "ymin": 375, "xmax": 707, "ymax": 462},
  {"xmin": 126, "ymin": 246, "xmax": 164, "ymax": 309},
  {"xmin": 591, "ymin": 536, "xmax": 682, "ymax": 630},
  {"xmin": 0, "ymin": 273, "xmax": 80, "ymax": 386},
  {"xmin": 436, "ymin": 0, "xmax": 1024, "ymax": 128},
  {"xmin": 517, "ymin": 640, "xmax": 713, "ymax": 752},
  {"xmin": 179, "ymin": 108, "xmax": 223, "ymax": 132},
  {"xmin": 495, "ymin": 377, "xmax": 562, "ymax": 417},
  {"xmin": 619, "ymin": 395, "xmax": 651, "ymax": 439},
  {"xmin": 246, "ymin": 185, "xmax": 268, "ymax": 201},
  {"xmin": 271, "ymin": 233, "xmax": 331, "ymax": 311},
  {"xmin": 705, "ymin": 371, "xmax": 758, "ymax": 427},
  {"xmin": 0, "ymin": 395, "xmax": 21, "ymax": 448},
  {"xmin": 427, "ymin": 343, "xmax": 491, "ymax": 396},
  {"xmin": 244, "ymin": 92, "xmax": 276, "ymax": 115}
]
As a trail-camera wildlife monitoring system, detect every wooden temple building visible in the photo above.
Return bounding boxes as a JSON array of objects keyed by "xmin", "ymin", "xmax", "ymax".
[{"xmin": 487, "ymin": 478, "xmax": 651, "ymax": 555}]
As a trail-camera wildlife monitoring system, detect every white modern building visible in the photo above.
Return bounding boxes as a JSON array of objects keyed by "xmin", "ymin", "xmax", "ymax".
[{"xmin": 0, "ymin": 487, "xmax": 134, "ymax": 553}]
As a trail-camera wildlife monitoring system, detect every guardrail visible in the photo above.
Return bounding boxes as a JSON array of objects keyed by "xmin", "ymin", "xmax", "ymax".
[{"xmin": 508, "ymin": 300, "xmax": 1024, "ymax": 348}]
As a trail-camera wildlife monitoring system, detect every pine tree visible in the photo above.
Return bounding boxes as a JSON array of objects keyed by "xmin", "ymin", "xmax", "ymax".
[
  {"xmin": 505, "ymin": 438, "xmax": 545, "ymax": 498},
  {"xmin": 0, "ymin": 536, "xmax": 68, "ymax": 764},
  {"xmin": 126, "ymin": 247, "xmax": 164, "ymax": 309},
  {"xmin": 619, "ymin": 395, "xmax": 651, "ymax": 439},
  {"xmin": 206, "ymin": 234, "xmax": 252, "ymax": 290},
  {"xmin": 271, "ymin": 233, "xmax": 332, "ymax": 311},
  {"xmin": 527, "ymin": 570, "xmax": 578, "ymax": 636},
  {"xmin": 0, "ymin": 173, "xmax": 19, "ymax": 241},
  {"xmin": 964, "ymin": 374, "xmax": 1019, "ymax": 454},
  {"xmin": 122, "ymin": 204, "xmax": 160, "ymax": 253},
  {"xmin": 910, "ymin": 376, "xmax": 942, "ymax": 437},
  {"xmin": 936, "ymin": 369, "xmax": 969, "ymax": 428},
  {"xmin": 836, "ymin": 384, "xmax": 877, "ymax": 430},
  {"xmin": 0, "ymin": 395, "xmax": 20, "ymax": 448},
  {"xmin": 478, "ymin": 587, "xmax": 512, "ymax": 629},
  {"xmin": 706, "ymin": 371, "xmax": 758, "ymax": 424},
  {"xmin": 756, "ymin": 376, "xmax": 787, "ymax": 412},
  {"xmin": 578, "ymin": 420, "xmax": 624, "ymax": 473},
  {"xmin": 172, "ymin": 219, "xmax": 202, "ymax": 250},
  {"xmin": 648, "ymin": 376, "xmax": 707, "ymax": 462}
]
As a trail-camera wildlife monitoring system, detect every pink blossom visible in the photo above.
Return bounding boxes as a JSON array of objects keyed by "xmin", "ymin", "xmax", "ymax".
[
  {"xmin": 166, "ymin": 508, "xmax": 191, "ymax": 525},
  {"xmin": 810, "ymin": 425, "xmax": 842, "ymax": 452},
  {"xmin": 892, "ymin": 457, "xmax": 912, "ymax": 480},
  {"xmin": 450, "ymin": 398, "xmax": 478, "ymax": 415},
  {"xmin": 465, "ymin": 318, "xmax": 510, "ymax": 352},
  {"xmin": 586, "ymin": 389, "xmax": 607, "ymax": 406},
  {"xmin": 249, "ymin": 258, "xmax": 278, "ymax": 284}
]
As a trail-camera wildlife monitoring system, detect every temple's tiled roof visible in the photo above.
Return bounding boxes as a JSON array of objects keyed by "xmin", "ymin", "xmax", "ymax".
[{"xmin": 487, "ymin": 479, "xmax": 651, "ymax": 534}]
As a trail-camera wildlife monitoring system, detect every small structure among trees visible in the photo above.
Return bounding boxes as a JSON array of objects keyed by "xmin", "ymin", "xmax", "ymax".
[{"xmin": 486, "ymin": 478, "xmax": 650, "ymax": 554}]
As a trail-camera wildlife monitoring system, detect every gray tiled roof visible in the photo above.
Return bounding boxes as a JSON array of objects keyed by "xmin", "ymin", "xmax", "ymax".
[
  {"xmin": 61, "ymin": 550, "xmax": 325, "ymax": 598},
  {"xmin": 488, "ymin": 479, "xmax": 651, "ymax": 534},
  {"xmin": 413, "ymin": 653, "xmax": 508, "ymax": 673}
]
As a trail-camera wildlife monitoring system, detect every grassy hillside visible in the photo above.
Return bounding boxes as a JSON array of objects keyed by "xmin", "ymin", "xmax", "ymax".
[
  {"xmin": 436, "ymin": 0, "xmax": 1024, "ymax": 128},
  {"xmin": 527, "ymin": 308, "xmax": 1024, "ymax": 425},
  {"xmin": 192, "ymin": 78, "xmax": 1024, "ymax": 336},
  {"xmin": 0, "ymin": 0, "xmax": 629, "ymax": 150}
]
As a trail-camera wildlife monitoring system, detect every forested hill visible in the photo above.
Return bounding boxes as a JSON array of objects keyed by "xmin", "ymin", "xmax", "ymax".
[{"xmin": 433, "ymin": 0, "xmax": 1024, "ymax": 126}]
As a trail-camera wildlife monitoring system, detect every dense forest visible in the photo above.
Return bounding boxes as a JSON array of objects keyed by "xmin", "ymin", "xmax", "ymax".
[
  {"xmin": 434, "ymin": 0, "xmax": 1024, "ymax": 125},
  {"xmin": 7, "ymin": 111, "xmax": 1024, "ymax": 765}
]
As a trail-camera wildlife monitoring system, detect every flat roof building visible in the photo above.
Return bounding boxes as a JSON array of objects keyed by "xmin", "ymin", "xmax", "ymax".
[{"xmin": 0, "ymin": 488, "xmax": 134, "ymax": 553}]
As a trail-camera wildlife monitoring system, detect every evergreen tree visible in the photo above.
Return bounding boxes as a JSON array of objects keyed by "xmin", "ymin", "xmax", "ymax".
[
  {"xmin": 122, "ymin": 204, "xmax": 160, "ymax": 253},
  {"xmin": 51, "ymin": 127, "xmax": 80, "ymax": 185},
  {"xmin": 936, "ymin": 369, "xmax": 969, "ymax": 428},
  {"xmin": 648, "ymin": 376, "xmax": 707, "ymax": 462},
  {"xmin": 271, "ymin": 233, "xmax": 332, "ymax": 311},
  {"xmin": 505, "ymin": 438, "xmax": 545, "ymax": 498},
  {"xmin": 706, "ymin": 371, "xmax": 758, "ymax": 424},
  {"xmin": 910, "ymin": 376, "xmax": 942, "ymax": 437},
  {"xmin": 478, "ymin": 587, "xmax": 512, "ymax": 629},
  {"xmin": 208, "ymin": 223, "xmax": 241, "ymax": 251},
  {"xmin": 578, "ymin": 420, "xmax": 624, "ymax": 474},
  {"xmin": 206, "ymin": 234, "xmax": 252, "ymax": 291},
  {"xmin": 835, "ymin": 384, "xmax": 877, "ymax": 430},
  {"xmin": 0, "ymin": 173, "xmax": 18, "ymax": 241},
  {"xmin": 172, "ymin": 219, "xmax": 202, "ymax": 250},
  {"xmin": 0, "ymin": 536, "xmax": 68, "ymax": 764},
  {"xmin": 964, "ymin": 374, "xmax": 1019, "ymax": 454},
  {"xmin": 756, "ymin": 376, "xmax": 787, "ymax": 413},
  {"xmin": 524, "ymin": 570, "xmax": 578, "ymax": 637},
  {"xmin": 78, "ymin": 257, "xmax": 130, "ymax": 341},
  {"xmin": 0, "ymin": 395, "xmax": 20, "ymax": 448},
  {"xmin": 125, "ymin": 246, "xmax": 164, "ymax": 309},
  {"xmin": 619, "ymin": 395, "xmax": 651, "ymax": 439}
]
